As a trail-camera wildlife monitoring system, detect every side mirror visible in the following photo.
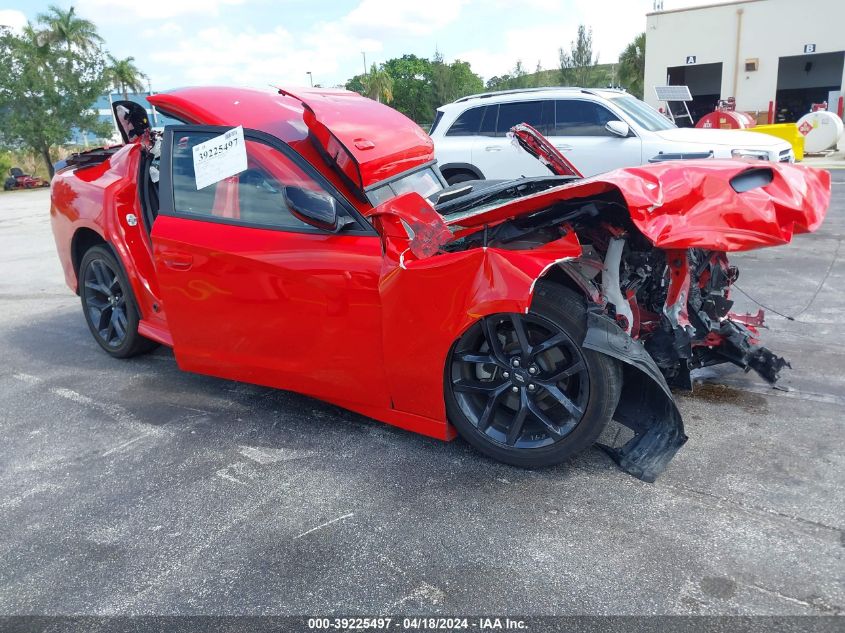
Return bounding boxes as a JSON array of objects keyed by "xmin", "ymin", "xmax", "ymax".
[
  {"xmin": 285, "ymin": 186, "xmax": 340, "ymax": 232},
  {"xmin": 606, "ymin": 120, "xmax": 630, "ymax": 138}
]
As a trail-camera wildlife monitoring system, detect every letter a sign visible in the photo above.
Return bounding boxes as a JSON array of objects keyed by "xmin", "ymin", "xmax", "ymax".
[{"xmin": 685, "ymin": 55, "xmax": 697, "ymax": 64}]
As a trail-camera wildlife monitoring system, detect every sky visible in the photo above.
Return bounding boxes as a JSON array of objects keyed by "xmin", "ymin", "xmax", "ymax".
[{"xmin": 0, "ymin": 0, "xmax": 738, "ymax": 91}]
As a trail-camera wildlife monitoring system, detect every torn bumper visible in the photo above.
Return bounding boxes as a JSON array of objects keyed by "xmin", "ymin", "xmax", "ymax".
[{"xmin": 583, "ymin": 312, "xmax": 688, "ymax": 482}]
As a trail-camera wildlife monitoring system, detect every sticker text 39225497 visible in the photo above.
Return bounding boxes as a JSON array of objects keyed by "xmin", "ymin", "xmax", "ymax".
[{"xmin": 191, "ymin": 126, "xmax": 248, "ymax": 190}]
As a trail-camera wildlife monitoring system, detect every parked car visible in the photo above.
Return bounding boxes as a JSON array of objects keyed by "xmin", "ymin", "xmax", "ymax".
[
  {"xmin": 431, "ymin": 87, "xmax": 795, "ymax": 183},
  {"xmin": 49, "ymin": 88, "xmax": 828, "ymax": 481},
  {"xmin": 4, "ymin": 167, "xmax": 49, "ymax": 191}
]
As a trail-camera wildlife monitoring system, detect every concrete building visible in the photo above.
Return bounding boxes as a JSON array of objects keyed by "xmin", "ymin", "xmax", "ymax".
[{"xmin": 644, "ymin": 0, "xmax": 845, "ymax": 124}]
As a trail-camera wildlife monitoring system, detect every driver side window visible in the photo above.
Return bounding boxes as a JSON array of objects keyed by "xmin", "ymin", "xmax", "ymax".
[{"xmin": 170, "ymin": 131, "xmax": 335, "ymax": 231}]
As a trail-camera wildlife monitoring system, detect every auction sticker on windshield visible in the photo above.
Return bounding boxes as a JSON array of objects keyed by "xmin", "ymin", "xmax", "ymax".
[{"xmin": 192, "ymin": 126, "xmax": 247, "ymax": 190}]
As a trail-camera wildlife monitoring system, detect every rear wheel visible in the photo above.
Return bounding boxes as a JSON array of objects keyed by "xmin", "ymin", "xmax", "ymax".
[
  {"xmin": 79, "ymin": 245, "xmax": 157, "ymax": 358},
  {"xmin": 444, "ymin": 170, "xmax": 476, "ymax": 186},
  {"xmin": 446, "ymin": 284, "xmax": 621, "ymax": 467}
]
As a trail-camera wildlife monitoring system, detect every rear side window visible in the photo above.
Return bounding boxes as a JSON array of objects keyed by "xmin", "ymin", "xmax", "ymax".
[
  {"xmin": 446, "ymin": 107, "xmax": 484, "ymax": 136},
  {"xmin": 495, "ymin": 101, "xmax": 545, "ymax": 136},
  {"xmin": 479, "ymin": 105, "xmax": 498, "ymax": 136},
  {"xmin": 553, "ymin": 100, "xmax": 619, "ymax": 136}
]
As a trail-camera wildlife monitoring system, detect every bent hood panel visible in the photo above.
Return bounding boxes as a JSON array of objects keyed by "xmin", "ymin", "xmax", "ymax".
[
  {"xmin": 279, "ymin": 87, "xmax": 434, "ymax": 190},
  {"xmin": 448, "ymin": 160, "xmax": 830, "ymax": 252}
]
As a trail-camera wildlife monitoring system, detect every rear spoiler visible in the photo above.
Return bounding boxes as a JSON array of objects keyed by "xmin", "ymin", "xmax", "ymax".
[{"xmin": 54, "ymin": 145, "xmax": 123, "ymax": 173}]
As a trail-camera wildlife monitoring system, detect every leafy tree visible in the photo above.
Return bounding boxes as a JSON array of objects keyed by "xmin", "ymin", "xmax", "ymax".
[
  {"xmin": 382, "ymin": 55, "xmax": 433, "ymax": 122},
  {"xmin": 0, "ymin": 26, "xmax": 111, "ymax": 178},
  {"xmin": 431, "ymin": 51, "xmax": 483, "ymax": 108},
  {"xmin": 345, "ymin": 74, "xmax": 366, "ymax": 95},
  {"xmin": 0, "ymin": 149, "xmax": 12, "ymax": 178},
  {"xmin": 485, "ymin": 74, "xmax": 512, "ymax": 91},
  {"xmin": 558, "ymin": 46, "xmax": 572, "ymax": 85},
  {"xmin": 560, "ymin": 25, "xmax": 600, "ymax": 87},
  {"xmin": 361, "ymin": 63, "xmax": 394, "ymax": 104},
  {"xmin": 618, "ymin": 32, "xmax": 645, "ymax": 99},
  {"xmin": 346, "ymin": 53, "xmax": 482, "ymax": 123},
  {"xmin": 36, "ymin": 4, "xmax": 103, "ymax": 52},
  {"xmin": 510, "ymin": 60, "xmax": 529, "ymax": 89},
  {"xmin": 107, "ymin": 55, "xmax": 147, "ymax": 100},
  {"xmin": 534, "ymin": 60, "xmax": 543, "ymax": 87}
]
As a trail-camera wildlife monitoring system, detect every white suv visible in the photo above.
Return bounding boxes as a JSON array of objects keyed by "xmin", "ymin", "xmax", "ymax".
[{"xmin": 430, "ymin": 87, "xmax": 794, "ymax": 183}]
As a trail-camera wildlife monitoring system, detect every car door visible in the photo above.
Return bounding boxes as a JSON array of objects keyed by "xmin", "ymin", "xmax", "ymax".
[
  {"xmin": 472, "ymin": 101, "xmax": 554, "ymax": 180},
  {"xmin": 546, "ymin": 99, "xmax": 642, "ymax": 177},
  {"xmin": 151, "ymin": 125, "xmax": 390, "ymax": 408}
]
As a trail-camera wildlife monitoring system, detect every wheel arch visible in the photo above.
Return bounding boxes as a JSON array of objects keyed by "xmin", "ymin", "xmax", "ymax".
[
  {"xmin": 439, "ymin": 162, "xmax": 484, "ymax": 182},
  {"xmin": 70, "ymin": 227, "xmax": 109, "ymax": 293},
  {"xmin": 532, "ymin": 263, "xmax": 598, "ymax": 306}
]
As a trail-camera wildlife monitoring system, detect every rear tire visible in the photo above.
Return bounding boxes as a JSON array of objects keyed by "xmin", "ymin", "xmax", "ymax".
[
  {"xmin": 79, "ymin": 245, "xmax": 157, "ymax": 358},
  {"xmin": 446, "ymin": 283, "xmax": 621, "ymax": 468},
  {"xmin": 444, "ymin": 171, "xmax": 476, "ymax": 186}
]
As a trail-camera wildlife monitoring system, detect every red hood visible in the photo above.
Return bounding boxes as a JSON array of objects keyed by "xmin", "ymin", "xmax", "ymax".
[{"xmin": 447, "ymin": 160, "xmax": 830, "ymax": 252}]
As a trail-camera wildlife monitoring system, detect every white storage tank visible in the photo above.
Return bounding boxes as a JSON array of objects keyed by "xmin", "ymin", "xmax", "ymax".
[{"xmin": 797, "ymin": 110, "xmax": 844, "ymax": 153}]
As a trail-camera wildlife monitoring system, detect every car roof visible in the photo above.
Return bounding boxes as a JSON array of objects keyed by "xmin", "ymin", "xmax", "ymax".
[
  {"xmin": 444, "ymin": 87, "xmax": 629, "ymax": 108},
  {"xmin": 148, "ymin": 86, "xmax": 434, "ymax": 193}
]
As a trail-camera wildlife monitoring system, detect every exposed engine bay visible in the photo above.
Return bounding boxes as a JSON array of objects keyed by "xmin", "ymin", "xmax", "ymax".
[
  {"xmin": 433, "ymin": 185, "xmax": 795, "ymax": 481},
  {"xmin": 443, "ymin": 187, "xmax": 790, "ymax": 390}
]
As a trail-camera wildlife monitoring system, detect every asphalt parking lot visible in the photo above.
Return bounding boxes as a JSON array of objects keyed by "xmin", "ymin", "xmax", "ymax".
[{"xmin": 0, "ymin": 176, "xmax": 842, "ymax": 617}]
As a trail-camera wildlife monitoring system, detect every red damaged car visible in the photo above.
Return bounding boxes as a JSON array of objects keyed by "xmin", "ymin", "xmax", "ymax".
[{"xmin": 49, "ymin": 87, "xmax": 829, "ymax": 481}]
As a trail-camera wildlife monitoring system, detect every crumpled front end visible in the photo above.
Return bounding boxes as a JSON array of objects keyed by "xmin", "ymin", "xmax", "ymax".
[{"xmin": 368, "ymin": 155, "xmax": 829, "ymax": 481}]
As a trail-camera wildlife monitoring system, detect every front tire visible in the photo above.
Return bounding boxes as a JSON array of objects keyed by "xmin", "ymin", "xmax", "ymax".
[
  {"xmin": 79, "ymin": 245, "xmax": 157, "ymax": 358},
  {"xmin": 446, "ymin": 283, "xmax": 622, "ymax": 468}
]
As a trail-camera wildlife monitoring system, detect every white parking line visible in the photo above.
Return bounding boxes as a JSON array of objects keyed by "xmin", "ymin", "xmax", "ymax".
[{"xmin": 294, "ymin": 513, "xmax": 354, "ymax": 540}]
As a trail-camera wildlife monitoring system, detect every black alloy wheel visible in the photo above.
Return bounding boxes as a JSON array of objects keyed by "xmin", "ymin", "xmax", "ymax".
[
  {"xmin": 79, "ymin": 245, "xmax": 157, "ymax": 358},
  {"xmin": 83, "ymin": 257, "xmax": 128, "ymax": 349},
  {"xmin": 446, "ymin": 283, "xmax": 622, "ymax": 467}
]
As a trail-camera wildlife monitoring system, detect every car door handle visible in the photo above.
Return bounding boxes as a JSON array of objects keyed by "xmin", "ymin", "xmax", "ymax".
[
  {"xmin": 554, "ymin": 144, "xmax": 574, "ymax": 152},
  {"xmin": 161, "ymin": 251, "xmax": 193, "ymax": 271},
  {"xmin": 484, "ymin": 146, "xmax": 503, "ymax": 152}
]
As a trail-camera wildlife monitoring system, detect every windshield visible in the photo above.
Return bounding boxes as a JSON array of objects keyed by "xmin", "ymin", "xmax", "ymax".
[
  {"xmin": 609, "ymin": 95, "xmax": 676, "ymax": 132},
  {"xmin": 367, "ymin": 166, "xmax": 444, "ymax": 206}
]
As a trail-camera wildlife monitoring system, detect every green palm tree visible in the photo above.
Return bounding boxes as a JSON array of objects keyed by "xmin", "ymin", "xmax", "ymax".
[
  {"xmin": 107, "ymin": 55, "xmax": 148, "ymax": 100},
  {"xmin": 618, "ymin": 32, "xmax": 646, "ymax": 99},
  {"xmin": 36, "ymin": 5, "xmax": 103, "ymax": 52},
  {"xmin": 362, "ymin": 63, "xmax": 394, "ymax": 104}
]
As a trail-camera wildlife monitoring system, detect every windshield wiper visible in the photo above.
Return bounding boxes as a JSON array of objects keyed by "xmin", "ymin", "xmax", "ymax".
[{"xmin": 436, "ymin": 176, "xmax": 573, "ymax": 215}]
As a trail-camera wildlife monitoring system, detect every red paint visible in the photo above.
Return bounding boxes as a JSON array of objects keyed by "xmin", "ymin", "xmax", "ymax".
[
  {"xmin": 768, "ymin": 100, "xmax": 775, "ymax": 125},
  {"xmin": 148, "ymin": 87, "xmax": 433, "ymax": 201},
  {"xmin": 448, "ymin": 160, "xmax": 830, "ymax": 252},
  {"xmin": 664, "ymin": 249, "xmax": 691, "ymax": 329},
  {"xmin": 509, "ymin": 123, "xmax": 583, "ymax": 177},
  {"xmin": 49, "ymin": 86, "xmax": 831, "ymax": 444},
  {"xmin": 728, "ymin": 309, "xmax": 766, "ymax": 328},
  {"xmin": 281, "ymin": 87, "xmax": 435, "ymax": 190},
  {"xmin": 696, "ymin": 110, "xmax": 756, "ymax": 130}
]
